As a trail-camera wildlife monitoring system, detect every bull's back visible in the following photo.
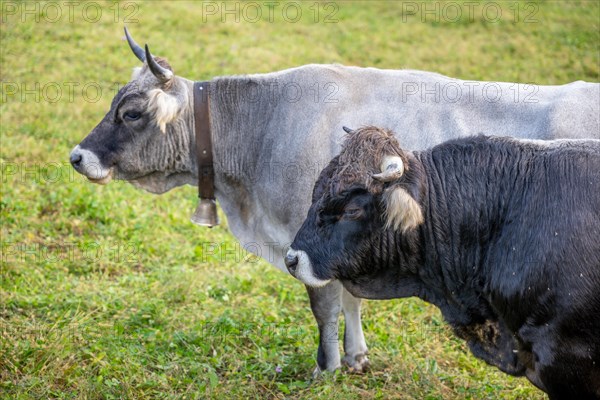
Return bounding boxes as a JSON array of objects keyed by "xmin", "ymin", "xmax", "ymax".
[{"xmin": 480, "ymin": 139, "xmax": 600, "ymax": 358}]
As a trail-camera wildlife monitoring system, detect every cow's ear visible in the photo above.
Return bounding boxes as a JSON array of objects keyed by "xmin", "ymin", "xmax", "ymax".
[
  {"xmin": 382, "ymin": 186, "xmax": 423, "ymax": 232},
  {"xmin": 147, "ymin": 89, "xmax": 181, "ymax": 133}
]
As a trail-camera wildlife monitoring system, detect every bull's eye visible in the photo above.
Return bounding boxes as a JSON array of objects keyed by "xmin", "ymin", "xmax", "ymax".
[
  {"xmin": 343, "ymin": 207, "xmax": 363, "ymax": 220},
  {"xmin": 123, "ymin": 111, "xmax": 142, "ymax": 121}
]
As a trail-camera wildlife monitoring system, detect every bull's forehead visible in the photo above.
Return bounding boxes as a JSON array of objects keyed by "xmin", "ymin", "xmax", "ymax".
[
  {"xmin": 317, "ymin": 158, "xmax": 382, "ymax": 203},
  {"xmin": 338, "ymin": 127, "xmax": 403, "ymax": 167},
  {"xmin": 329, "ymin": 164, "xmax": 375, "ymax": 194},
  {"xmin": 323, "ymin": 126, "xmax": 404, "ymax": 196},
  {"xmin": 104, "ymin": 82, "xmax": 144, "ymax": 119},
  {"xmin": 110, "ymin": 82, "xmax": 134, "ymax": 107}
]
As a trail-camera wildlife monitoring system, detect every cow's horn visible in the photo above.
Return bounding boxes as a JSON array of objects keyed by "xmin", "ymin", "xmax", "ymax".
[
  {"xmin": 144, "ymin": 44, "xmax": 173, "ymax": 84},
  {"xmin": 343, "ymin": 126, "xmax": 354, "ymax": 133},
  {"xmin": 372, "ymin": 156, "xmax": 404, "ymax": 182},
  {"xmin": 124, "ymin": 26, "xmax": 145, "ymax": 62}
]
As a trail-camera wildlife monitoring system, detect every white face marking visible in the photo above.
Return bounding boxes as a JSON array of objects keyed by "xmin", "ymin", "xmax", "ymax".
[
  {"xmin": 70, "ymin": 145, "xmax": 113, "ymax": 183},
  {"xmin": 286, "ymin": 248, "xmax": 331, "ymax": 287}
]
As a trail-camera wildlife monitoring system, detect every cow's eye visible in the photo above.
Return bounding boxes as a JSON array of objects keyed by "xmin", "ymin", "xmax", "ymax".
[{"xmin": 123, "ymin": 111, "xmax": 142, "ymax": 121}]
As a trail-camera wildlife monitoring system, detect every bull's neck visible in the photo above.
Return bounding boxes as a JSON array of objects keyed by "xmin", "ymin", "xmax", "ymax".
[
  {"xmin": 411, "ymin": 146, "xmax": 515, "ymax": 324},
  {"xmin": 351, "ymin": 145, "xmax": 514, "ymax": 320}
]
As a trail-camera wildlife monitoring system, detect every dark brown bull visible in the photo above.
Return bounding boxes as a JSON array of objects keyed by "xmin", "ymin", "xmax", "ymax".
[{"xmin": 287, "ymin": 126, "xmax": 600, "ymax": 399}]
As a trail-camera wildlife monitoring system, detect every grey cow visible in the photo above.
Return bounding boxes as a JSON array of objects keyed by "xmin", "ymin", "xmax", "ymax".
[{"xmin": 70, "ymin": 28, "xmax": 600, "ymax": 376}]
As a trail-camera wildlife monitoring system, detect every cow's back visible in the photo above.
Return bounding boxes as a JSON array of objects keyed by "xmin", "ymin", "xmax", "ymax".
[{"xmin": 210, "ymin": 65, "xmax": 599, "ymax": 271}]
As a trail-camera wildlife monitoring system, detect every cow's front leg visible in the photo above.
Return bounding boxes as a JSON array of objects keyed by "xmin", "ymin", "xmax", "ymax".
[
  {"xmin": 306, "ymin": 282, "xmax": 343, "ymax": 376},
  {"xmin": 341, "ymin": 287, "xmax": 370, "ymax": 372}
]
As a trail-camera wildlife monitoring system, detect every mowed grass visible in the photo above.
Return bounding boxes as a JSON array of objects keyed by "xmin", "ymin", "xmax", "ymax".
[{"xmin": 1, "ymin": 1, "xmax": 598, "ymax": 399}]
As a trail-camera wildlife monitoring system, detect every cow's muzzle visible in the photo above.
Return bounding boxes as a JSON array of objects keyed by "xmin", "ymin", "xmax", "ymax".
[
  {"xmin": 69, "ymin": 145, "xmax": 113, "ymax": 184},
  {"xmin": 69, "ymin": 152, "xmax": 82, "ymax": 168}
]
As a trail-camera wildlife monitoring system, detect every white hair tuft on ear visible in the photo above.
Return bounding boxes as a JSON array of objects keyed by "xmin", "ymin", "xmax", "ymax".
[
  {"xmin": 383, "ymin": 187, "xmax": 424, "ymax": 232},
  {"xmin": 147, "ymin": 89, "xmax": 181, "ymax": 133}
]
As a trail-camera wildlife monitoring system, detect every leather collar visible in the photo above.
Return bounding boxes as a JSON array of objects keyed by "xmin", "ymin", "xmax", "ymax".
[{"xmin": 193, "ymin": 81, "xmax": 215, "ymax": 201}]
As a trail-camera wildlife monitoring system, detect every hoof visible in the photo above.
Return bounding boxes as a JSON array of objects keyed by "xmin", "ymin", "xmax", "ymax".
[
  {"xmin": 312, "ymin": 365, "xmax": 322, "ymax": 379},
  {"xmin": 311, "ymin": 364, "xmax": 341, "ymax": 379},
  {"xmin": 342, "ymin": 352, "xmax": 370, "ymax": 373}
]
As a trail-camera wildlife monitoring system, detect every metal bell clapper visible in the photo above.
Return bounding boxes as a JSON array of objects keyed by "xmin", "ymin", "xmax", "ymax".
[{"xmin": 190, "ymin": 198, "xmax": 219, "ymax": 227}]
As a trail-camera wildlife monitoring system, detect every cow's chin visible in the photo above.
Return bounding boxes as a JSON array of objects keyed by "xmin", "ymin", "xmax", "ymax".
[
  {"xmin": 126, "ymin": 171, "xmax": 196, "ymax": 194},
  {"xmin": 86, "ymin": 169, "xmax": 114, "ymax": 185}
]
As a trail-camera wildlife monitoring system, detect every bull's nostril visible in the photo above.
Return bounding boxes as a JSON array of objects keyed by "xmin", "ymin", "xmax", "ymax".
[
  {"xmin": 284, "ymin": 254, "xmax": 299, "ymax": 273},
  {"xmin": 70, "ymin": 152, "xmax": 82, "ymax": 167}
]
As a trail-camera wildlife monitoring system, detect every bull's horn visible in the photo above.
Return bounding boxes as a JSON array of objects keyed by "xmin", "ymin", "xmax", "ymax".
[
  {"xmin": 342, "ymin": 126, "xmax": 354, "ymax": 133},
  {"xmin": 124, "ymin": 26, "xmax": 145, "ymax": 62},
  {"xmin": 144, "ymin": 44, "xmax": 173, "ymax": 84},
  {"xmin": 372, "ymin": 156, "xmax": 404, "ymax": 182}
]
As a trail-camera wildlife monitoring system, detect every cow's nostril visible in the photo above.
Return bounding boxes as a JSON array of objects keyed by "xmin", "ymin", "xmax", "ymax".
[
  {"xmin": 284, "ymin": 253, "xmax": 299, "ymax": 274},
  {"xmin": 70, "ymin": 152, "xmax": 82, "ymax": 167}
]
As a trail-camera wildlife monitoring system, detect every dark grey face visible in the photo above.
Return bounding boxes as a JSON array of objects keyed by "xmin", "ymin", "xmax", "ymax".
[
  {"xmin": 284, "ymin": 126, "xmax": 425, "ymax": 291},
  {"xmin": 70, "ymin": 85, "xmax": 153, "ymax": 182},
  {"xmin": 69, "ymin": 30, "xmax": 193, "ymax": 194},
  {"xmin": 286, "ymin": 185, "xmax": 383, "ymax": 286}
]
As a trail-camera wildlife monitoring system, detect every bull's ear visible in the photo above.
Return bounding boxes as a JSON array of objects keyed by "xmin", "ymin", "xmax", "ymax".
[{"xmin": 382, "ymin": 187, "xmax": 423, "ymax": 232}]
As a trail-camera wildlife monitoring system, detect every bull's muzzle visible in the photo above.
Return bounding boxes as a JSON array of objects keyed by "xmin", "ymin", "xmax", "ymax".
[{"xmin": 284, "ymin": 249, "xmax": 332, "ymax": 287}]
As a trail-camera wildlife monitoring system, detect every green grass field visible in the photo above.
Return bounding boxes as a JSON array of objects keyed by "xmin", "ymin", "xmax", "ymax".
[{"xmin": 1, "ymin": 1, "xmax": 598, "ymax": 398}]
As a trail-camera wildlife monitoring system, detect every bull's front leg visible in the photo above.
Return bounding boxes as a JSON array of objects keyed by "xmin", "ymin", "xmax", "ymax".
[{"xmin": 306, "ymin": 282, "xmax": 370, "ymax": 376}]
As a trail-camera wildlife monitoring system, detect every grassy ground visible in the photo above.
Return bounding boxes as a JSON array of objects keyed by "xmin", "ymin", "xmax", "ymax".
[{"xmin": 1, "ymin": 1, "xmax": 598, "ymax": 399}]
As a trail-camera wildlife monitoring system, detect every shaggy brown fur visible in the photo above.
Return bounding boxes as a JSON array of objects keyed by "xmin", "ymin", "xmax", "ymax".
[
  {"xmin": 333, "ymin": 126, "xmax": 409, "ymax": 195},
  {"xmin": 326, "ymin": 126, "xmax": 423, "ymax": 232}
]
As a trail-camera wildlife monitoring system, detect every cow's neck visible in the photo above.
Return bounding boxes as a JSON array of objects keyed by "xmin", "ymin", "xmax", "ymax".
[
  {"xmin": 206, "ymin": 77, "xmax": 277, "ymax": 182},
  {"xmin": 187, "ymin": 76, "xmax": 269, "ymax": 184},
  {"xmin": 189, "ymin": 75, "xmax": 291, "ymax": 252}
]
